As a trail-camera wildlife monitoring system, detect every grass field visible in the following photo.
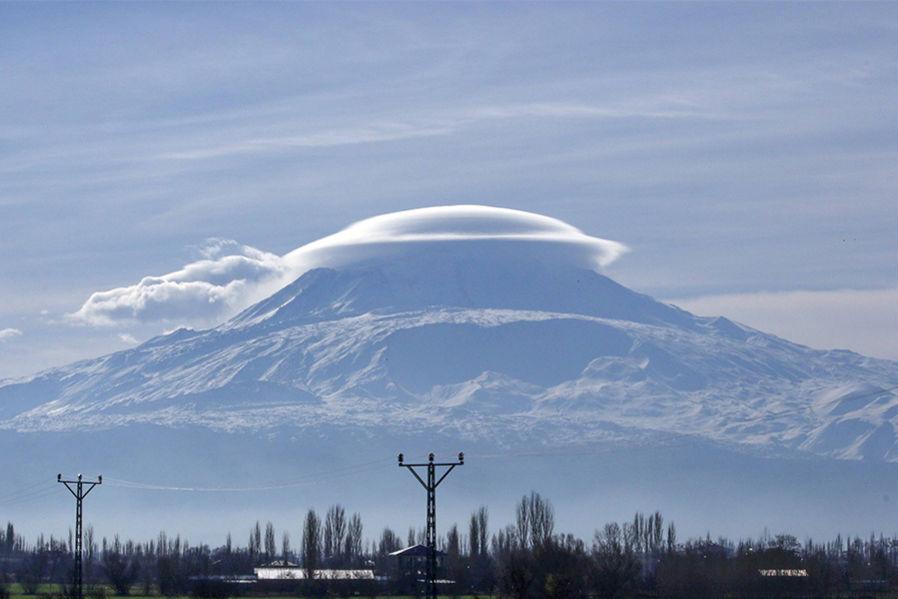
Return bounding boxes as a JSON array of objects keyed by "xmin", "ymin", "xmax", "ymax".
[
  {"xmin": 9, "ymin": 596, "xmax": 493, "ymax": 599},
  {"xmin": 2, "ymin": 584, "xmax": 494, "ymax": 599}
]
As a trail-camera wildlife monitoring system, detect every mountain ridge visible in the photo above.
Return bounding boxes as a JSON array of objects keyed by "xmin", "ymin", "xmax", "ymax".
[
  {"xmin": 3, "ymin": 205, "xmax": 898, "ymax": 465},
  {"xmin": 3, "ymin": 260, "xmax": 897, "ymax": 463}
]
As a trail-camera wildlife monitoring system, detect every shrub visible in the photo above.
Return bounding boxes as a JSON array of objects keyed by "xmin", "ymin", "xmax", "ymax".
[
  {"xmin": 20, "ymin": 575, "xmax": 40, "ymax": 595},
  {"xmin": 190, "ymin": 579, "xmax": 230, "ymax": 599},
  {"xmin": 87, "ymin": 585, "xmax": 109, "ymax": 599},
  {"xmin": 104, "ymin": 551, "xmax": 140, "ymax": 595}
]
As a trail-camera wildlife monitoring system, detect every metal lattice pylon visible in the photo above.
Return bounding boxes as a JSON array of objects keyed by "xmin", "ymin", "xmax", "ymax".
[
  {"xmin": 58, "ymin": 474, "xmax": 102, "ymax": 599},
  {"xmin": 398, "ymin": 452, "xmax": 463, "ymax": 599}
]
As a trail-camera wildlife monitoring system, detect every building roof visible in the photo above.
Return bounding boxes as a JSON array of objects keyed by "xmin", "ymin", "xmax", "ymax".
[
  {"xmin": 758, "ymin": 569, "xmax": 808, "ymax": 577},
  {"xmin": 253, "ymin": 567, "xmax": 375, "ymax": 580},
  {"xmin": 258, "ymin": 559, "xmax": 299, "ymax": 568},
  {"xmin": 388, "ymin": 544, "xmax": 447, "ymax": 558}
]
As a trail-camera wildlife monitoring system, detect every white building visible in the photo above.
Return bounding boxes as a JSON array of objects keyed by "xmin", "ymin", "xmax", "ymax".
[{"xmin": 254, "ymin": 560, "xmax": 375, "ymax": 580}]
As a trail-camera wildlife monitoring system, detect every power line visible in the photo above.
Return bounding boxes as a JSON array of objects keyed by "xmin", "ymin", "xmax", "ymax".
[
  {"xmin": 0, "ymin": 485, "xmax": 58, "ymax": 507},
  {"xmin": 398, "ymin": 451, "xmax": 464, "ymax": 599},
  {"xmin": 103, "ymin": 457, "xmax": 392, "ymax": 493},
  {"xmin": 0, "ymin": 478, "xmax": 52, "ymax": 503}
]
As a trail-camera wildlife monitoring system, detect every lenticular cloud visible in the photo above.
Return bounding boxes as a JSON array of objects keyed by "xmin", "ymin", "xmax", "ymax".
[
  {"xmin": 285, "ymin": 205, "xmax": 627, "ymax": 271},
  {"xmin": 72, "ymin": 205, "xmax": 627, "ymax": 326}
]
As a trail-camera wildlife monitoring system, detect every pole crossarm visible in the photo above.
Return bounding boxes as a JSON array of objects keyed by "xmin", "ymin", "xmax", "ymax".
[
  {"xmin": 434, "ymin": 464, "xmax": 456, "ymax": 488},
  {"xmin": 58, "ymin": 474, "xmax": 101, "ymax": 599},
  {"xmin": 402, "ymin": 465, "xmax": 429, "ymax": 490},
  {"xmin": 61, "ymin": 481, "xmax": 100, "ymax": 499},
  {"xmin": 397, "ymin": 452, "xmax": 464, "ymax": 599}
]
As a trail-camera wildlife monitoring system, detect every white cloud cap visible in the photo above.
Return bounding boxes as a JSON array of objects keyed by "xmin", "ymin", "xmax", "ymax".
[
  {"xmin": 284, "ymin": 205, "xmax": 627, "ymax": 272},
  {"xmin": 71, "ymin": 205, "xmax": 626, "ymax": 327}
]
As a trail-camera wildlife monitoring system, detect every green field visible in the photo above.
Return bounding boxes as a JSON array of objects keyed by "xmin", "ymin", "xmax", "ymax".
[
  {"xmin": 11, "ymin": 597, "xmax": 492, "ymax": 599},
  {"xmin": 2, "ymin": 585, "xmax": 494, "ymax": 599}
]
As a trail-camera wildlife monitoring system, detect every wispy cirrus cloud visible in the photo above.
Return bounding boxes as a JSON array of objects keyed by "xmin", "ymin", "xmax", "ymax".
[
  {"xmin": 467, "ymin": 101, "xmax": 717, "ymax": 121},
  {"xmin": 117, "ymin": 333, "xmax": 138, "ymax": 345},
  {"xmin": 161, "ymin": 123, "xmax": 455, "ymax": 160},
  {"xmin": 158, "ymin": 100, "xmax": 718, "ymax": 162},
  {"xmin": 0, "ymin": 328, "xmax": 23, "ymax": 341}
]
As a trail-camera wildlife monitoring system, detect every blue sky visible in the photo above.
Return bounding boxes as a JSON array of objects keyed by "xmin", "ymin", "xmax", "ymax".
[{"xmin": 1, "ymin": 2, "xmax": 897, "ymax": 377}]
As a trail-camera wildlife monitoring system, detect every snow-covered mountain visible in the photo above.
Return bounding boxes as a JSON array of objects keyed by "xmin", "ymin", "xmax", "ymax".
[
  {"xmin": 5, "ymin": 206, "xmax": 898, "ymax": 542},
  {"xmin": 3, "ymin": 206, "xmax": 897, "ymax": 463}
]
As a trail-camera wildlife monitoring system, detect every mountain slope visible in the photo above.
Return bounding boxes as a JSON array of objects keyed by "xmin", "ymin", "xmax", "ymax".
[{"xmin": 2, "ymin": 207, "xmax": 897, "ymax": 462}]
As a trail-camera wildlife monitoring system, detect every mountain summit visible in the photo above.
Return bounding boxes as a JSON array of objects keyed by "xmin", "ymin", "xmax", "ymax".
[{"xmin": 3, "ymin": 206, "xmax": 897, "ymax": 465}]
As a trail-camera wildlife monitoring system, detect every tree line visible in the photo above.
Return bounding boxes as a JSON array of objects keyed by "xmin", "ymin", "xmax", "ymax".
[{"xmin": 4, "ymin": 493, "xmax": 898, "ymax": 598}]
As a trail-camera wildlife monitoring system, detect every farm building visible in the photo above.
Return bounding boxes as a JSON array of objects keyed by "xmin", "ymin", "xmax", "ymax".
[{"xmin": 253, "ymin": 559, "xmax": 375, "ymax": 580}]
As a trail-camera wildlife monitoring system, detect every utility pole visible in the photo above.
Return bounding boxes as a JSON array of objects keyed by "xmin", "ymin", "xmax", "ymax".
[
  {"xmin": 58, "ymin": 473, "xmax": 101, "ymax": 599},
  {"xmin": 398, "ymin": 452, "xmax": 463, "ymax": 599}
]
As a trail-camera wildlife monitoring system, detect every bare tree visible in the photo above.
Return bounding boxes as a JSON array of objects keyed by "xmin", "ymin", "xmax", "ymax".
[
  {"xmin": 378, "ymin": 528, "xmax": 400, "ymax": 556},
  {"xmin": 103, "ymin": 535, "xmax": 140, "ymax": 595},
  {"xmin": 477, "ymin": 506, "xmax": 489, "ymax": 557},
  {"xmin": 85, "ymin": 525, "xmax": 96, "ymax": 583},
  {"xmin": 302, "ymin": 509, "xmax": 322, "ymax": 579},
  {"xmin": 517, "ymin": 492, "xmax": 554, "ymax": 549},
  {"xmin": 3, "ymin": 522, "xmax": 14, "ymax": 555},
  {"xmin": 666, "ymin": 522, "xmax": 677, "ymax": 554},
  {"xmin": 344, "ymin": 513, "xmax": 363, "ymax": 566},
  {"xmin": 469, "ymin": 506, "xmax": 491, "ymax": 591},
  {"xmin": 323, "ymin": 505, "xmax": 346, "ymax": 566},
  {"xmin": 264, "ymin": 522, "xmax": 276, "ymax": 562},
  {"xmin": 469, "ymin": 513, "xmax": 481, "ymax": 558},
  {"xmin": 248, "ymin": 522, "xmax": 262, "ymax": 563},
  {"xmin": 446, "ymin": 525, "xmax": 460, "ymax": 560},
  {"xmin": 592, "ymin": 523, "xmax": 639, "ymax": 599},
  {"xmin": 515, "ymin": 499, "xmax": 530, "ymax": 550},
  {"xmin": 281, "ymin": 532, "xmax": 291, "ymax": 562},
  {"xmin": 492, "ymin": 525, "xmax": 517, "ymax": 562},
  {"xmin": 652, "ymin": 512, "xmax": 664, "ymax": 554}
]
